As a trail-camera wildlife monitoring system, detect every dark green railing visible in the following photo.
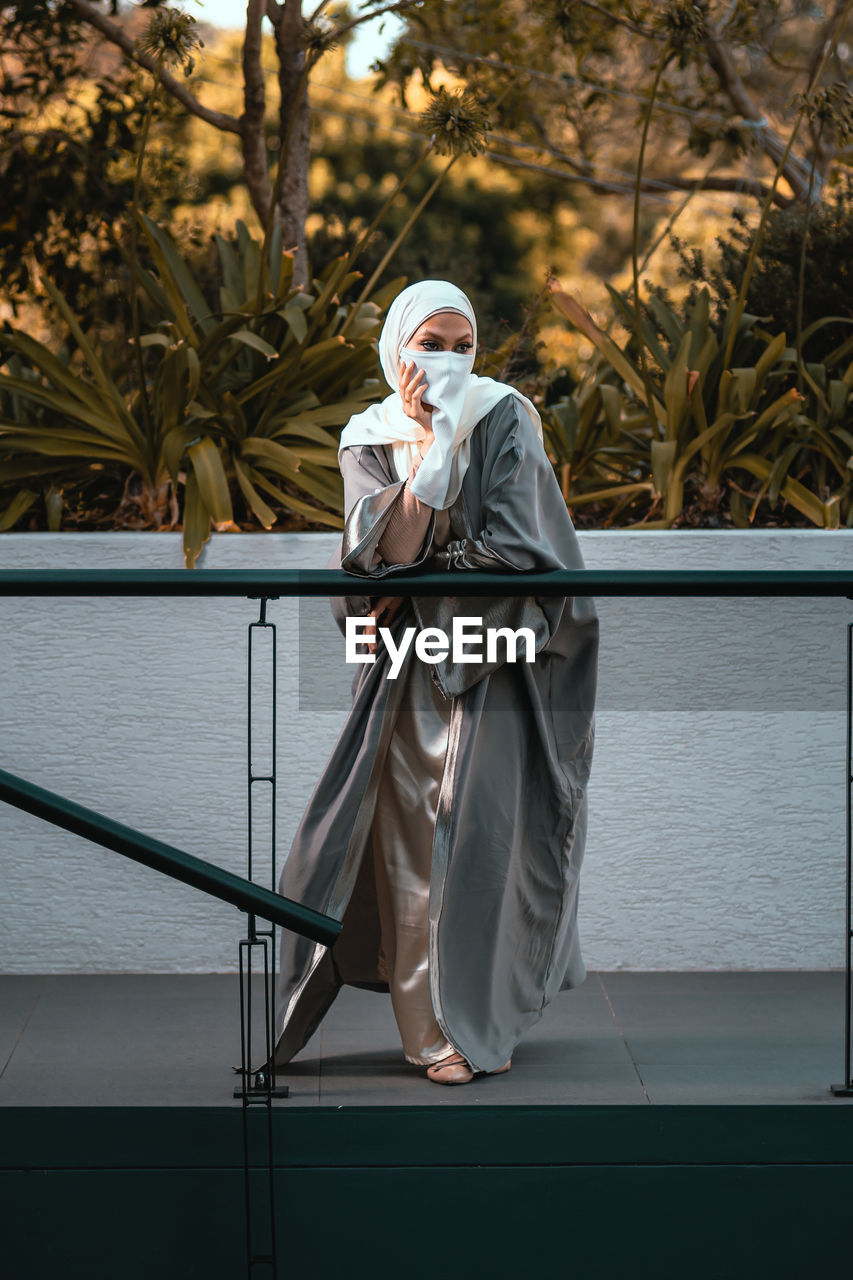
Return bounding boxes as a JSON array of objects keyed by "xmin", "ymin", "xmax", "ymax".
[
  {"xmin": 1, "ymin": 566, "xmax": 852, "ymax": 596},
  {"xmin": 0, "ymin": 767, "xmax": 339, "ymax": 947}
]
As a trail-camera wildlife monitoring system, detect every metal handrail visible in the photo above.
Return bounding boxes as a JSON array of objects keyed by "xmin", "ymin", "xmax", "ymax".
[
  {"xmin": 0, "ymin": 767, "xmax": 340, "ymax": 947},
  {"xmin": 0, "ymin": 567, "xmax": 852, "ymax": 596}
]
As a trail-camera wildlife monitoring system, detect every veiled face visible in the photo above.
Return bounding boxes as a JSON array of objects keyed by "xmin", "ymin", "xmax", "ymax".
[{"xmin": 405, "ymin": 309, "xmax": 474, "ymax": 355}]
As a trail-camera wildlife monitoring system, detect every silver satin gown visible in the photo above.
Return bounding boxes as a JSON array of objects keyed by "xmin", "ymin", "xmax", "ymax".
[{"xmin": 370, "ymin": 505, "xmax": 458, "ymax": 1066}]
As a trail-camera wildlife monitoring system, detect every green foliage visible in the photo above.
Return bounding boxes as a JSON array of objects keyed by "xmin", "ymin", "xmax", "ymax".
[
  {"xmin": 0, "ymin": 216, "xmax": 398, "ymax": 566},
  {"xmin": 5, "ymin": 2, "xmax": 852, "ymax": 541},
  {"xmin": 672, "ymin": 179, "xmax": 853, "ymax": 369},
  {"xmin": 0, "ymin": 5, "xmax": 196, "ymax": 327},
  {"xmin": 545, "ymin": 280, "xmax": 853, "ymax": 529},
  {"xmin": 307, "ymin": 125, "xmax": 569, "ymax": 347}
]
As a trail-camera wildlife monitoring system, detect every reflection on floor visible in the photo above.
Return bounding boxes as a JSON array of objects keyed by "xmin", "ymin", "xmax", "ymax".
[{"xmin": 2, "ymin": 970, "xmax": 849, "ymax": 1106}]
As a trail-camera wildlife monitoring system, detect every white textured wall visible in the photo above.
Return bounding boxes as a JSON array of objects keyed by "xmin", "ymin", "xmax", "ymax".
[{"xmin": 1, "ymin": 529, "xmax": 850, "ymax": 973}]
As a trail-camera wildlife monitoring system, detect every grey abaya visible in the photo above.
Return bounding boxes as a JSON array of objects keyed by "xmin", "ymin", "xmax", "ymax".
[{"xmin": 273, "ymin": 393, "xmax": 599, "ymax": 1074}]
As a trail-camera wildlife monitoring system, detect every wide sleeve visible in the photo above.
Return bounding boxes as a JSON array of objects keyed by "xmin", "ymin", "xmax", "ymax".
[
  {"xmin": 431, "ymin": 395, "xmax": 584, "ymax": 574},
  {"xmin": 328, "ymin": 443, "xmax": 439, "ymax": 640},
  {"xmin": 413, "ymin": 395, "xmax": 586, "ymax": 699},
  {"xmin": 339, "ymin": 444, "xmax": 438, "ymax": 579}
]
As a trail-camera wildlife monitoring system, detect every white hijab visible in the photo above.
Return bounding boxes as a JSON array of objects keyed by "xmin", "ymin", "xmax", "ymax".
[{"xmin": 337, "ymin": 279, "xmax": 544, "ymax": 510}]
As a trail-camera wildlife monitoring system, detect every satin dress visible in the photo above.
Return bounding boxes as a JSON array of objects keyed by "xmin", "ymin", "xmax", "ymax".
[{"xmin": 370, "ymin": 504, "xmax": 458, "ymax": 1066}]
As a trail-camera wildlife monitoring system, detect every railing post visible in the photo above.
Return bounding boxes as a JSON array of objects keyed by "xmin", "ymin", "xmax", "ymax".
[
  {"xmin": 832, "ymin": 614, "xmax": 853, "ymax": 1096},
  {"xmin": 237, "ymin": 596, "xmax": 284, "ymax": 1278},
  {"xmin": 239, "ymin": 595, "xmax": 287, "ymax": 1099},
  {"xmin": 239, "ymin": 930, "xmax": 278, "ymax": 1278}
]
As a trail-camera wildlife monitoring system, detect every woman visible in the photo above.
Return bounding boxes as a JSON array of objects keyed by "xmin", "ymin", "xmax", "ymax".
[{"xmin": 272, "ymin": 280, "xmax": 598, "ymax": 1085}]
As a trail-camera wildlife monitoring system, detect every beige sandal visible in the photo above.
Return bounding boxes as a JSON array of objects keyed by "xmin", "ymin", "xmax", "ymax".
[
  {"xmin": 426, "ymin": 1053, "xmax": 473, "ymax": 1085},
  {"xmin": 426, "ymin": 1054, "xmax": 512, "ymax": 1085}
]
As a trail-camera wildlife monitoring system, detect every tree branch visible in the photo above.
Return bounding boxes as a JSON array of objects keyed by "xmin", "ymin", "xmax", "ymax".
[
  {"xmin": 65, "ymin": 0, "xmax": 241, "ymax": 134},
  {"xmin": 242, "ymin": 0, "xmax": 273, "ymax": 224},
  {"xmin": 486, "ymin": 138, "xmax": 787, "ymax": 205},
  {"xmin": 702, "ymin": 21, "xmax": 813, "ymax": 198},
  {"xmin": 491, "ymin": 127, "xmax": 593, "ymax": 178},
  {"xmin": 330, "ymin": 1, "xmax": 424, "ymax": 42},
  {"xmin": 274, "ymin": 0, "xmax": 311, "ymax": 280},
  {"xmin": 805, "ymin": 0, "xmax": 852, "ymax": 180},
  {"xmin": 638, "ymin": 171, "xmax": 785, "ymax": 204},
  {"xmin": 265, "ymin": 0, "xmax": 284, "ymax": 27},
  {"xmin": 762, "ymin": 47, "xmax": 811, "ymax": 77},
  {"xmin": 805, "ymin": 0, "xmax": 850, "ymax": 92},
  {"xmin": 574, "ymin": 0, "xmax": 660, "ymax": 41},
  {"xmin": 716, "ymin": 1, "xmax": 741, "ymax": 37}
]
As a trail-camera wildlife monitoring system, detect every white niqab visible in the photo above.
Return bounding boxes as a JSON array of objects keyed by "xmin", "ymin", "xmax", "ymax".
[{"xmin": 337, "ymin": 279, "xmax": 544, "ymax": 510}]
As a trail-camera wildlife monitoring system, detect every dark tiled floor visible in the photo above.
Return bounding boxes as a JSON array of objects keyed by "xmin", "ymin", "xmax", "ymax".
[{"xmin": 1, "ymin": 971, "xmax": 849, "ymax": 1107}]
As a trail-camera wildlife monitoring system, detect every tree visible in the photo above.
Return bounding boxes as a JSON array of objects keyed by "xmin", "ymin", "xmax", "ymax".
[
  {"xmin": 1, "ymin": 0, "xmax": 425, "ymax": 286},
  {"xmin": 377, "ymin": 0, "xmax": 853, "ymax": 212}
]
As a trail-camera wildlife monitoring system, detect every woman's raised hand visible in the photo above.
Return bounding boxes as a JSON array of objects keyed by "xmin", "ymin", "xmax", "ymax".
[{"xmin": 399, "ymin": 358, "xmax": 435, "ymax": 442}]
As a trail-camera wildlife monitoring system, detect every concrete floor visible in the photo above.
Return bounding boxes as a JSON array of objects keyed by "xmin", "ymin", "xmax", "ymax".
[{"xmin": 1, "ymin": 970, "xmax": 850, "ymax": 1107}]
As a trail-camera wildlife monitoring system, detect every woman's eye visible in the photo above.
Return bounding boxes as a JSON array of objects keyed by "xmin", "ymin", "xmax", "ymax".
[
  {"xmin": 455, "ymin": 342, "xmax": 472, "ymax": 352},
  {"xmin": 420, "ymin": 340, "xmax": 439, "ymax": 350}
]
